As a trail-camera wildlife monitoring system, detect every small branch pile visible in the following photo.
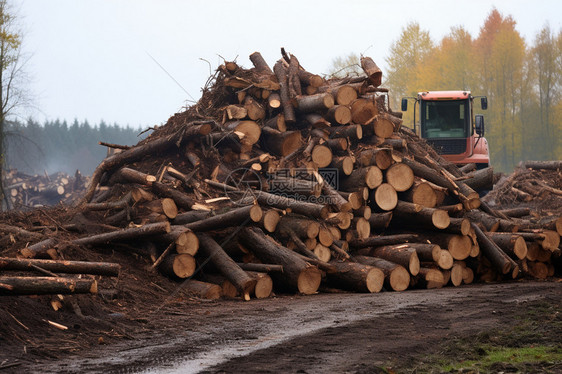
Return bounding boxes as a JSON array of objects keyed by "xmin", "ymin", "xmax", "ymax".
[
  {"xmin": 4, "ymin": 169, "xmax": 89, "ymax": 209},
  {"xmin": 1, "ymin": 50, "xmax": 560, "ymax": 300},
  {"xmin": 484, "ymin": 161, "xmax": 562, "ymax": 214}
]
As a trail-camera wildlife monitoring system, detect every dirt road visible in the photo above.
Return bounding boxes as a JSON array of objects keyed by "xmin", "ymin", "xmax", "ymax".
[{"xmin": 22, "ymin": 280, "xmax": 559, "ymax": 374}]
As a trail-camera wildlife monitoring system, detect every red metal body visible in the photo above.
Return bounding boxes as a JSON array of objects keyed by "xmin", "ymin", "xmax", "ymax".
[{"xmin": 417, "ymin": 91, "xmax": 490, "ymax": 167}]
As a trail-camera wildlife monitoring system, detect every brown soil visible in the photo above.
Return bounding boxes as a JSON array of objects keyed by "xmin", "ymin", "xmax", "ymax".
[{"xmin": 1, "ymin": 280, "xmax": 560, "ymax": 373}]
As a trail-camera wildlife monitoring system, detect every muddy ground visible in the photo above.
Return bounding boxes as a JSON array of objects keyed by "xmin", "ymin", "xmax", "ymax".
[{"xmin": 2, "ymin": 280, "xmax": 560, "ymax": 373}]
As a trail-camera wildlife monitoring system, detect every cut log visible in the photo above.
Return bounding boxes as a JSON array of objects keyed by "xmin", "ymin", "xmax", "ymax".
[
  {"xmin": 373, "ymin": 183, "xmax": 398, "ymax": 211},
  {"xmin": 143, "ymin": 198, "xmax": 178, "ymax": 219},
  {"xmin": 160, "ymin": 228, "xmax": 200, "ymax": 256},
  {"xmin": 239, "ymin": 227, "xmax": 321, "ymax": 295},
  {"xmin": 523, "ymin": 160, "xmax": 562, "ymax": 170},
  {"xmin": 185, "ymin": 205, "xmax": 262, "ymax": 232},
  {"xmin": 369, "ymin": 244, "xmax": 420, "ymax": 276},
  {"xmin": 295, "ymin": 93, "xmax": 334, "ymax": 113},
  {"xmin": 172, "ymin": 210, "xmax": 212, "ymax": 225},
  {"xmin": 487, "ymin": 233, "xmax": 528, "ymax": 260},
  {"xmin": 277, "ymin": 215, "xmax": 320, "ymax": 239},
  {"xmin": 259, "ymin": 209, "xmax": 281, "ymax": 233},
  {"xmin": 158, "ymin": 253, "xmax": 196, "ymax": 279},
  {"xmin": 339, "ymin": 166, "xmax": 383, "ymax": 191},
  {"xmin": 20, "ymin": 238, "xmax": 58, "ymax": 259},
  {"xmin": 244, "ymin": 96, "xmax": 266, "ymax": 121},
  {"xmin": 0, "ymin": 257, "xmax": 120, "ymax": 276},
  {"xmin": 327, "ymin": 261, "xmax": 384, "ymax": 293},
  {"xmin": 0, "ymin": 276, "xmax": 97, "ymax": 295},
  {"xmin": 198, "ymin": 233, "xmax": 256, "ymax": 300},
  {"xmin": 247, "ymin": 271, "xmax": 273, "ymax": 299},
  {"xmin": 352, "ymin": 256, "xmax": 410, "ymax": 292},
  {"xmin": 249, "ymin": 51, "xmax": 274, "ymax": 74},
  {"xmin": 311, "ymin": 144, "xmax": 333, "ymax": 168},
  {"xmin": 372, "ymin": 116, "xmax": 395, "ymax": 139},
  {"xmin": 330, "ymin": 156, "xmax": 355, "ymax": 176},
  {"xmin": 350, "ymin": 98, "xmax": 378, "ymax": 124},
  {"xmin": 471, "ymin": 223, "xmax": 514, "ymax": 275},
  {"xmin": 273, "ymin": 60, "xmax": 296, "ymax": 123},
  {"xmin": 350, "ymin": 234, "xmax": 419, "ymax": 249},
  {"xmin": 240, "ymin": 190, "xmax": 328, "ymax": 219},
  {"xmin": 325, "ymin": 105, "xmax": 352, "ymax": 125},
  {"xmin": 325, "ymin": 125, "xmax": 363, "ymax": 141},
  {"xmin": 392, "ymin": 201, "xmax": 450, "ymax": 230},
  {"xmin": 402, "ymin": 181, "xmax": 437, "ymax": 208},
  {"xmin": 360, "ymin": 56, "xmax": 382, "ymax": 87},
  {"xmin": 224, "ymin": 120, "xmax": 261, "ymax": 145},
  {"xmin": 385, "ymin": 163, "xmax": 415, "ymax": 192},
  {"xmin": 462, "ymin": 167, "xmax": 494, "ymax": 192},
  {"xmin": 264, "ymin": 113, "xmax": 285, "ymax": 131},
  {"xmin": 236, "ymin": 262, "xmax": 284, "ymax": 273},
  {"xmin": 368, "ymin": 211, "xmax": 393, "ymax": 231},
  {"xmin": 261, "ymin": 127, "xmax": 302, "ymax": 157},
  {"xmin": 415, "ymin": 267, "xmax": 445, "ymax": 289},
  {"xmin": 183, "ymin": 279, "xmax": 222, "ymax": 300},
  {"xmin": 73, "ymin": 222, "xmax": 171, "ymax": 247}
]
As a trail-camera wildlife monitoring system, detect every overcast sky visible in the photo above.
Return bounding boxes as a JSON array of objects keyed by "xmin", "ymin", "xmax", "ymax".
[{"xmin": 17, "ymin": 0, "xmax": 562, "ymax": 128}]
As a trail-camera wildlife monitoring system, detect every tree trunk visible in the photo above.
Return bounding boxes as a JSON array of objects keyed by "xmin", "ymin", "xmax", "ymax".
[
  {"xmin": 20, "ymin": 238, "xmax": 58, "ymax": 259},
  {"xmin": 326, "ymin": 260, "xmax": 384, "ymax": 293},
  {"xmin": 239, "ymin": 227, "xmax": 321, "ymax": 294},
  {"xmin": 385, "ymin": 163, "xmax": 415, "ymax": 192},
  {"xmin": 184, "ymin": 205, "xmax": 262, "ymax": 232},
  {"xmin": 261, "ymin": 127, "xmax": 302, "ymax": 157},
  {"xmin": 360, "ymin": 57, "xmax": 382, "ymax": 87},
  {"xmin": 0, "ymin": 257, "xmax": 120, "ymax": 276},
  {"xmin": 349, "ymin": 234, "xmax": 419, "ymax": 249},
  {"xmin": 183, "ymin": 279, "xmax": 222, "ymax": 300},
  {"xmin": 339, "ymin": 166, "xmax": 383, "ymax": 191},
  {"xmin": 368, "ymin": 244, "xmax": 420, "ymax": 276},
  {"xmin": 73, "ymin": 222, "xmax": 170, "ymax": 246},
  {"xmin": 351, "ymin": 256, "xmax": 410, "ymax": 291},
  {"xmin": 158, "ymin": 253, "xmax": 196, "ymax": 279},
  {"xmin": 373, "ymin": 183, "xmax": 398, "ymax": 211},
  {"xmin": 392, "ymin": 201, "xmax": 450, "ymax": 230},
  {"xmin": 471, "ymin": 223, "xmax": 514, "ymax": 275},
  {"xmin": 487, "ymin": 233, "xmax": 528, "ymax": 260},
  {"xmin": 198, "ymin": 233, "xmax": 256, "ymax": 300},
  {"xmin": 273, "ymin": 60, "xmax": 296, "ymax": 123},
  {"xmin": 0, "ymin": 276, "xmax": 98, "ymax": 295}
]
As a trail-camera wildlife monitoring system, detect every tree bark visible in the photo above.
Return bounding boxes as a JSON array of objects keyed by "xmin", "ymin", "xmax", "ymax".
[
  {"xmin": 326, "ymin": 260, "xmax": 384, "ymax": 293},
  {"xmin": 0, "ymin": 257, "xmax": 120, "ymax": 276},
  {"xmin": 198, "ymin": 233, "xmax": 256, "ymax": 300},
  {"xmin": 351, "ymin": 256, "xmax": 410, "ymax": 291},
  {"xmin": 0, "ymin": 276, "xmax": 98, "ymax": 295},
  {"xmin": 239, "ymin": 227, "xmax": 321, "ymax": 294},
  {"xmin": 73, "ymin": 222, "xmax": 171, "ymax": 246},
  {"xmin": 184, "ymin": 205, "xmax": 262, "ymax": 232}
]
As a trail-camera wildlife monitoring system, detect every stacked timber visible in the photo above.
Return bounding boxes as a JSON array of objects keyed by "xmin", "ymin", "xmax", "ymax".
[
  {"xmin": 4, "ymin": 169, "xmax": 89, "ymax": 209},
  {"xmin": 1, "ymin": 49, "xmax": 560, "ymax": 299}
]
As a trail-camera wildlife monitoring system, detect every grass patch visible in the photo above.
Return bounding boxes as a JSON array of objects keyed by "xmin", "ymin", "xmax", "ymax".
[{"xmin": 383, "ymin": 299, "xmax": 562, "ymax": 373}]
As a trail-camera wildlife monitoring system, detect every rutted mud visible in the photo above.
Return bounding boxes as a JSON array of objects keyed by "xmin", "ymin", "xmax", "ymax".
[{"xmin": 23, "ymin": 281, "xmax": 560, "ymax": 374}]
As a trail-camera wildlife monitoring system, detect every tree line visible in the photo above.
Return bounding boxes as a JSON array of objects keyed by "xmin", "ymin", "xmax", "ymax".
[
  {"xmin": 5, "ymin": 119, "xmax": 146, "ymax": 175},
  {"xmin": 329, "ymin": 8, "xmax": 562, "ymax": 172}
]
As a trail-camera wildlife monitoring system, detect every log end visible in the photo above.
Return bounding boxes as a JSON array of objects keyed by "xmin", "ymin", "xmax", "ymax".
[
  {"xmin": 389, "ymin": 266, "xmax": 410, "ymax": 292},
  {"xmin": 297, "ymin": 266, "xmax": 322, "ymax": 295},
  {"xmin": 366, "ymin": 268, "xmax": 385, "ymax": 293},
  {"xmin": 432, "ymin": 210, "xmax": 451, "ymax": 230}
]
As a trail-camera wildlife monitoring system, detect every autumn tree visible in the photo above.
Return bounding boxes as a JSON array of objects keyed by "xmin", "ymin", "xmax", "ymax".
[
  {"xmin": 0, "ymin": 0, "xmax": 26, "ymax": 209},
  {"xmin": 385, "ymin": 22, "xmax": 433, "ymax": 124},
  {"xmin": 531, "ymin": 24, "xmax": 561, "ymax": 159},
  {"xmin": 474, "ymin": 8, "xmax": 526, "ymax": 171}
]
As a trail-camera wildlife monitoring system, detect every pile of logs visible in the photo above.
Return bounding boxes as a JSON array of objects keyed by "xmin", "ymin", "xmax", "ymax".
[
  {"xmin": 484, "ymin": 161, "xmax": 562, "ymax": 211},
  {"xmin": 1, "ymin": 50, "xmax": 560, "ymax": 300},
  {"xmin": 3, "ymin": 169, "xmax": 89, "ymax": 209}
]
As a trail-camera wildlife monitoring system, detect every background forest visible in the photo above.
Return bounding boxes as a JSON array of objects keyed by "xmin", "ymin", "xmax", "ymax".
[
  {"xmin": 332, "ymin": 9, "xmax": 562, "ymax": 172},
  {"xmin": 5, "ymin": 119, "xmax": 144, "ymax": 175}
]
